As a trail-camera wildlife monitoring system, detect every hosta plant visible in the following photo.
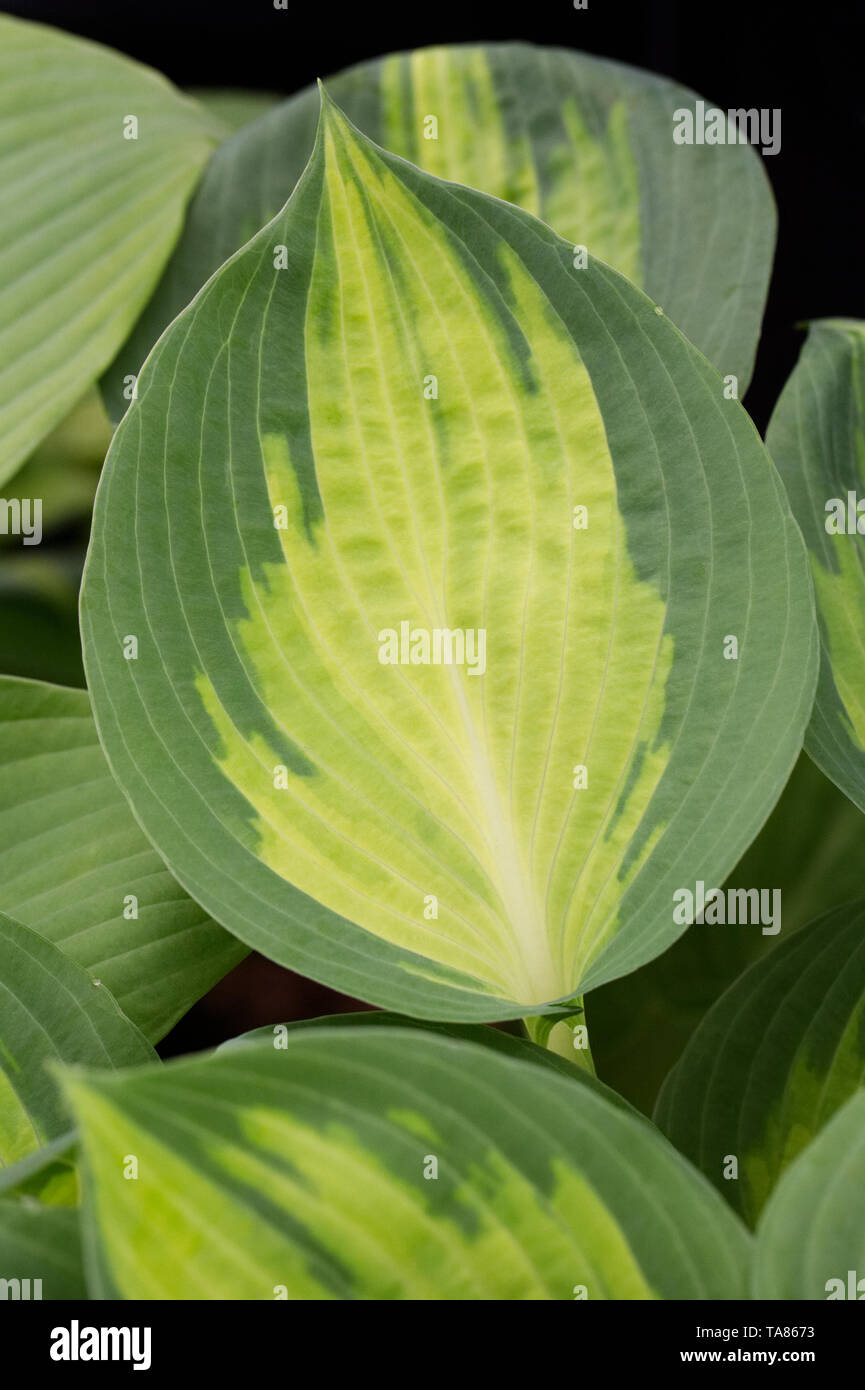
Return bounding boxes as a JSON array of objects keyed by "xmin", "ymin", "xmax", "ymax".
[{"xmin": 1, "ymin": 12, "xmax": 863, "ymax": 1303}]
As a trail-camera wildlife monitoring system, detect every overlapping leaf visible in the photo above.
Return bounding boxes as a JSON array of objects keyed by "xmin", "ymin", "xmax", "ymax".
[
  {"xmin": 0, "ymin": 13, "xmax": 218, "ymax": 479},
  {"xmin": 0, "ymin": 912, "xmax": 155, "ymax": 1171},
  {"xmin": 66, "ymin": 1026, "xmax": 750, "ymax": 1299},
  {"xmin": 0, "ymin": 677, "xmax": 245, "ymax": 1040},
  {"xmin": 103, "ymin": 41, "xmax": 775, "ymax": 416},
  {"xmin": 81, "ymin": 97, "xmax": 815, "ymax": 1020},
  {"xmin": 767, "ymin": 320, "xmax": 865, "ymax": 812},
  {"xmin": 754, "ymin": 1091, "xmax": 865, "ymax": 1300},
  {"xmin": 655, "ymin": 901, "xmax": 865, "ymax": 1226}
]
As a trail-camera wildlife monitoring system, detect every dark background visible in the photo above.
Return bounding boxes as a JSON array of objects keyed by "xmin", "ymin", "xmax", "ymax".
[{"xmin": 3, "ymin": 0, "xmax": 863, "ymax": 1063}]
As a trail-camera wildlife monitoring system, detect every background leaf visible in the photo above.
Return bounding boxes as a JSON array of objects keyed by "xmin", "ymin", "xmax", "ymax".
[
  {"xmin": 0, "ymin": 677, "xmax": 245, "ymax": 1040},
  {"xmin": 4, "ymin": 389, "xmax": 110, "ymax": 537},
  {"xmin": 0, "ymin": 1203, "xmax": 86, "ymax": 1299},
  {"xmin": 186, "ymin": 88, "xmax": 282, "ymax": 133},
  {"xmin": 67, "ymin": 1025, "xmax": 751, "ymax": 1299},
  {"xmin": 753, "ymin": 1090, "xmax": 865, "ymax": 1300},
  {"xmin": 0, "ymin": 13, "xmax": 217, "ymax": 479},
  {"xmin": 81, "ymin": 98, "xmax": 815, "ymax": 1021},
  {"xmin": 0, "ymin": 389, "xmax": 113, "ymax": 689},
  {"xmin": 590, "ymin": 752, "xmax": 865, "ymax": 1113},
  {"xmin": 0, "ymin": 552, "xmax": 86, "ymax": 688},
  {"xmin": 0, "ymin": 911, "xmax": 155, "ymax": 1170},
  {"xmin": 767, "ymin": 319, "xmax": 865, "ymax": 812},
  {"xmin": 103, "ymin": 41, "xmax": 775, "ymax": 417},
  {"xmin": 654, "ymin": 901, "xmax": 865, "ymax": 1226}
]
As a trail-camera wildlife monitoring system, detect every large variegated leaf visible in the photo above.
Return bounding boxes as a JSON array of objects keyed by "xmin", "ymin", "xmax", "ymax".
[
  {"xmin": 655, "ymin": 902, "xmax": 865, "ymax": 1226},
  {"xmin": 0, "ymin": 1204, "xmax": 86, "ymax": 1300},
  {"xmin": 754, "ymin": 1090, "xmax": 865, "ymax": 1300},
  {"xmin": 81, "ymin": 97, "xmax": 815, "ymax": 1020},
  {"xmin": 0, "ymin": 14, "xmax": 218, "ymax": 480},
  {"xmin": 0, "ymin": 677, "xmax": 245, "ymax": 1040},
  {"xmin": 65, "ymin": 1027, "xmax": 750, "ymax": 1299},
  {"xmin": 590, "ymin": 752, "xmax": 865, "ymax": 1113},
  {"xmin": 103, "ymin": 41, "xmax": 775, "ymax": 418},
  {"xmin": 767, "ymin": 320, "xmax": 865, "ymax": 812},
  {"xmin": 0, "ymin": 912, "xmax": 155, "ymax": 1171}
]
